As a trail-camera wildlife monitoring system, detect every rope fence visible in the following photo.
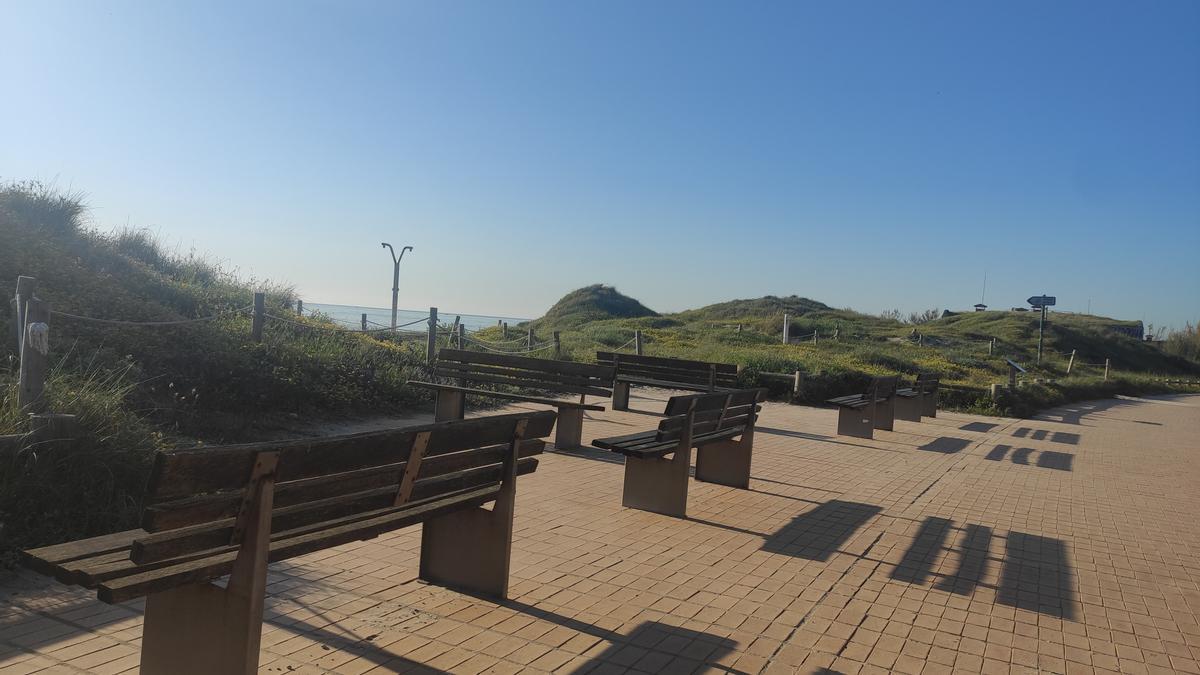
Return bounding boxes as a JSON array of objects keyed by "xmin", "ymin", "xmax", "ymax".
[{"xmin": 49, "ymin": 305, "xmax": 253, "ymax": 326}]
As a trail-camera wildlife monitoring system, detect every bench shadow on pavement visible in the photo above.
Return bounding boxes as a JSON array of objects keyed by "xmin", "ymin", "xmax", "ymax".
[
  {"xmin": 984, "ymin": 445, "xmax": 1074, "ymax": 471},
  {"xmin": 760, "ymin": 500, "xmax": 883, "ymax": 561},
  {"xmin": 885, "ymin": 517, "xmax": 1078, "ymax": 620},
  {"xmin": 918, "ymin": 437, "xmax": 973, "ymax": 454}
]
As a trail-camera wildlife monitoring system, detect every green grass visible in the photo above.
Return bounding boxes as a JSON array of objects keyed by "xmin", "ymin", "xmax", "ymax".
[
  {"xmin": 479, "ymin": 284, "xmax": 1200, "ymax": 414},
  {"xmin": 0, "ymin": 181, "xmax": 439, "ymax": 555}
]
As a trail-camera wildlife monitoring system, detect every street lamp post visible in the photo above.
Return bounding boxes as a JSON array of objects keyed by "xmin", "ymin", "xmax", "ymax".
[{"xmin": 380, "ymin": 243, "xmax": 413, "ymax": 329}]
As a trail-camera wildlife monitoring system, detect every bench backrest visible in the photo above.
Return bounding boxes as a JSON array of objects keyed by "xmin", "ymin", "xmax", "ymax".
[
  {"xmin": 435, "ymin": 348, "xmax": 614, "ymax": 398},
  {"xmin": 595, "ymin": 352, "xmax": 739, "ymax": 390},
  {"xmin": 131, "ymin": 410, "xmax": 557, "ymax": 565},
  {"xmin": 916, "ymin": 373, "xmax": 940, "ymax": 395},
  {"xmin": 871, "ymin": 376, "xmax": 899, "ymax": 399},
  {"xmin": 656, "ymin": 388, "xmax": 766, "ymax": 444}
]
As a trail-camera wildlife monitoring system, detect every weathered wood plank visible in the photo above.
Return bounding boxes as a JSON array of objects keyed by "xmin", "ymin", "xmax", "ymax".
[
  {"xmin": 132, "ymin": 457, "xmax": 539, "ymax": 564},
  {"xmin": 143, "ymin": 440, "xmax": 545, "ymax": 532},
  {"xmin": 147, "ymin": 411, "xmax": 555, "ymax": 502},
  {"xmin": 99, "ymin": 485, "xmax": 502, "ymax": 603}
]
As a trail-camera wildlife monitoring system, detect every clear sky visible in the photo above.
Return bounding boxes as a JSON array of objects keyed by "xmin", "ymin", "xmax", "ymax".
[{"xmin": 3, "ymin": 1, "xmax": 1198, "ymax": 331}]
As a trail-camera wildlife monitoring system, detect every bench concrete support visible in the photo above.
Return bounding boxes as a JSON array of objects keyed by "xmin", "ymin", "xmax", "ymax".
[
  {"xmin": 434, "ymin": 389, "xmax": 466, "ymax": 422},
  {"xmin": 873, "ymin": 394, "xmax": 895, "ymax": 431},
  {"xmin": 895, "ymin": 394, "xmax": 923, "ymax": 422},
  {"xmin": 621, "ymin": 445, "xmax": 691, "ymax": 517},
  {"xmin": 554, "ymin": 407, "xmax": 585, "ymax": 449},
  {"xmin": 922, "ymin": 391, "xmax": 937, "ymax": 418},
  {"xmin": 140, "ymin": 454, "xmax": 277, "ymax": 675},
  {"xmin": 694, "ymin": 428, "xmax": 753, "ymax": 489},
  {"xmin": 836, "ymin": 405, "xmax": 875, "ymax": 440},
  {"xmin": 419, "ymin": 424, "xmax": 522, "ymax": 599},
  {"xmin": 612, "ymin": 381, "xmax": 631, "ymax": 411}
]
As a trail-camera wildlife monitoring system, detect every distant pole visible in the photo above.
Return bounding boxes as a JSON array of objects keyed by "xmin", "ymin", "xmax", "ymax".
[
  {"xmin": 361, "ymin": 313, "xmax": 368, "ymax": 331},
  {"xmin": 1036, "ymin": 303, "xmax": 1046, "ymax": 365},
  {"xmin": 1066, "ymin": 349, "xmax": 1076, "ymax": 375},
  {"xmin": 296, "ymin": 299, "xmax": 303, "ymax": 316},
  {"xmin": 380, "ymin": 243, "xmax": 413, "ymax": 329},
  {"xmin": 251, "ymin": 292, "xmax": 265, "ymax": 342},
  {"xmin": 1104, "ymin": 358, "xmax": 1110, "ymax": 381},
  {"xmin": 13, "ymin": 275, "xmax": 36, "ymax": 350},
  {"xmin": 426, "ymin": 307, "xmax": 438, "ymax": 363},
  {"xmin": 782, "ymin": 313, "xmax": 790, "ymax": 344},
  {"xmin": 18, "ymin": 297, "xmax": 50, "ymax": 412},
  {"xmin": 553, "ymin": 331, "xmax": 561, "ymax": 358},
  {"xmin": 634, "ymin": 330, "xmax": 643, "ymax": 355}
]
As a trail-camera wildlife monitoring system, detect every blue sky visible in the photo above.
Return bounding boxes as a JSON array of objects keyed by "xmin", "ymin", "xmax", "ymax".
[{"xmin": 3, "ymin": 1, "xmax": 1198, "ymax": 331}]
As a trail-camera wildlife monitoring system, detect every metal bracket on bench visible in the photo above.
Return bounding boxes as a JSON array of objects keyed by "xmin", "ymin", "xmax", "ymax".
[
  {"xmin": 228, "ymin": 451, "xmax": 279, "ymax": 546},
  {"xmin": 395, "ymin": 431, "xmax": 432, "ymax": 506}
]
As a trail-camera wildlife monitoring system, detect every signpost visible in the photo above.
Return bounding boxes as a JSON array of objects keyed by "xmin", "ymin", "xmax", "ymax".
[{"xmin": 1028, "ymin": 295, "xmax": 1056, "ymax": 365}]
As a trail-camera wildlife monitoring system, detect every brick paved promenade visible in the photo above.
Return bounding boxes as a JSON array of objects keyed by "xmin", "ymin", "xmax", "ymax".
[{"xmin": 2, "ymin": 392, "xmax": 1198, "ymax": 674}]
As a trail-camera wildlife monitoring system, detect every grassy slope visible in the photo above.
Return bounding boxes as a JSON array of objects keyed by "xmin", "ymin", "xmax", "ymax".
[
  {"xmin": 0, "ymin": 183, "xmax": 433, "ymax": 556},
  {"xmin": 481, "ymin": 285, "xmax": 1200, "ymax": 409}
]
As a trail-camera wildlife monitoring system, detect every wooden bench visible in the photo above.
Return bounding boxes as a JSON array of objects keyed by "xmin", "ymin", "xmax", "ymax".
[
  {"xmin": 592, "ymin": 388, "xmax": 766, "ymax": 517},
  {"xmin": 408, "ymin": 348, "xmax": 615, "ymax": 449},
  {"xmin": 21, "ymin": 410, "xmax": 556, "ymax": 675},
  {"xmin": 896, "ymin": 374, "xmax": 940, "ymax": 422},
  {"xmin": 827, "ymin": 376, "xmax": 898, "ymax": 439},
  {"xmin": 596, "ymin": 351, "xmax": 739, "ymax": 411}
]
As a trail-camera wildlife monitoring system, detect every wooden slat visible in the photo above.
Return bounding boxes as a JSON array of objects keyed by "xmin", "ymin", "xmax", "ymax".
[
  {"xmin": 142, "ymin": 440, "xmax": 545, "ymax": 532},
  {"xmin": 406, "ymin": 383, "xmax": 606, "ymax": 411},
  {"xmin": 146, "ymin": 410, "xmax": 555, "ymax": 502},
  {"xmin": 131, "ymin": 457, "xmax": 538, "ymax": 565},
  {"xmin": 596, "ymin": 352, "xmax": 738, "ymax": 374},
  {"xmin": 433, "ymin": 361, "xmax": 608, "ymax": 389},
  {"xmin": 99, "ymin": 485, "xmax": 502, "ymax": 603},
  {"xmin": 439, "ymin": 349, "xmax": 613, "ymax": 379},
  {"xmin": 427, "ymin": 369, "xmax": 612, "ymax": 398}
]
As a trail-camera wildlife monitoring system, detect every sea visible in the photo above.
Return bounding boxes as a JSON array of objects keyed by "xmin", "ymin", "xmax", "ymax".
[{"xmin": 305, "ymin": 303, "xmax": 529, "ymax": 332}]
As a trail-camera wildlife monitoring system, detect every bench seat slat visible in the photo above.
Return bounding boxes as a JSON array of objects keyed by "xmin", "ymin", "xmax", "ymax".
[
  {"xmin": 425, "ymin": 370, "xmax": 612, "ymax": 398},
  {"xmin": 433, "ymin": 361, "xmax": 609, "ymax": 390},
  {"xmin": 438, "ymin": 348, "xmax": 613, "ymax": 378},
  {"xmin": 406, "ymin": 383, "xmax": 606, "ymax": 411},
  {"xmin": 142, "ymin": 440, "xmax": 544, "ymax": 532},
  {"xmin": 131, "ymin": 457, "xmax": 539, "ymax": 565},
  {"xmin": 146, "ymin": 411, "xmax": 554, "ymax": 503},
  {"xmin": 97, "ymin": 484, "xmax": 503, "ymax": 604}
]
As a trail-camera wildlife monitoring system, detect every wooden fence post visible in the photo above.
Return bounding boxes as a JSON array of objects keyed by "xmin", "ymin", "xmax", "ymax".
[
  {"xmin": 251, "ymin": 292, "xmax": 265, "ymax": 342},
  {"xmin": 812, "ymin": 331, "xmax": 818, "ymax": 345},
  {"xmin": 13, "ymin": 275, "xmax": 36, "ymax": 350},
  {"xmin": 634, "ymin": 330, "xmax": 643, "ymax": 355},
  {"xmin": 296, "ymin": 300, "xmax": 303, "ymax": 316},
  {"xmin": 1066, "ymin": 349, "xmax": 1076, "ymax": 375},
  {"xmin": 792, "ymin": 370, "xmax": 802, "ymax": 400},
  {"xmin": 988, "ymin": 337, "xmax": 996, "ymax": 355},
  {"xmin": 553, "ymin": 331, "xmax": 561, "ymax": 358},
  {"xmin": 18, "ymin": 297, "xmax": 50, "ymax": 412},
  {"xmin": 502, "ymin": 322, "xmax": 508, "ymax": 340},
  {"xmin": 782, "ymin": 314, "xmax": 790, "ymax": 344},
  {"xmin": 1104, "ymin": 358, "xmax": 1110, "ymax": 381},
  {"xmin": 457, "ymin": 323, "xmax": 465, "ymax": 349},
  {"xmin": 361, "ymin": 313, "xmax": 368, "ymax": 331},
  {"xmin": 527, "ymin": 326, "xmax": 534, "ymax": 348},
  {"xmin": 426, "ymin": 307, "xmax": 438, "ymax": 363},
  {"xmin": 451, "ymin": 316, "xmax": 461, "ymax": 346}
]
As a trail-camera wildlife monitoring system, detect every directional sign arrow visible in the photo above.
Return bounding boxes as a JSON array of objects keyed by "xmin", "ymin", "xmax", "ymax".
[{"xmin": 1027, "ymin": 295, "xmax": 1056, "ymax": 307}]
